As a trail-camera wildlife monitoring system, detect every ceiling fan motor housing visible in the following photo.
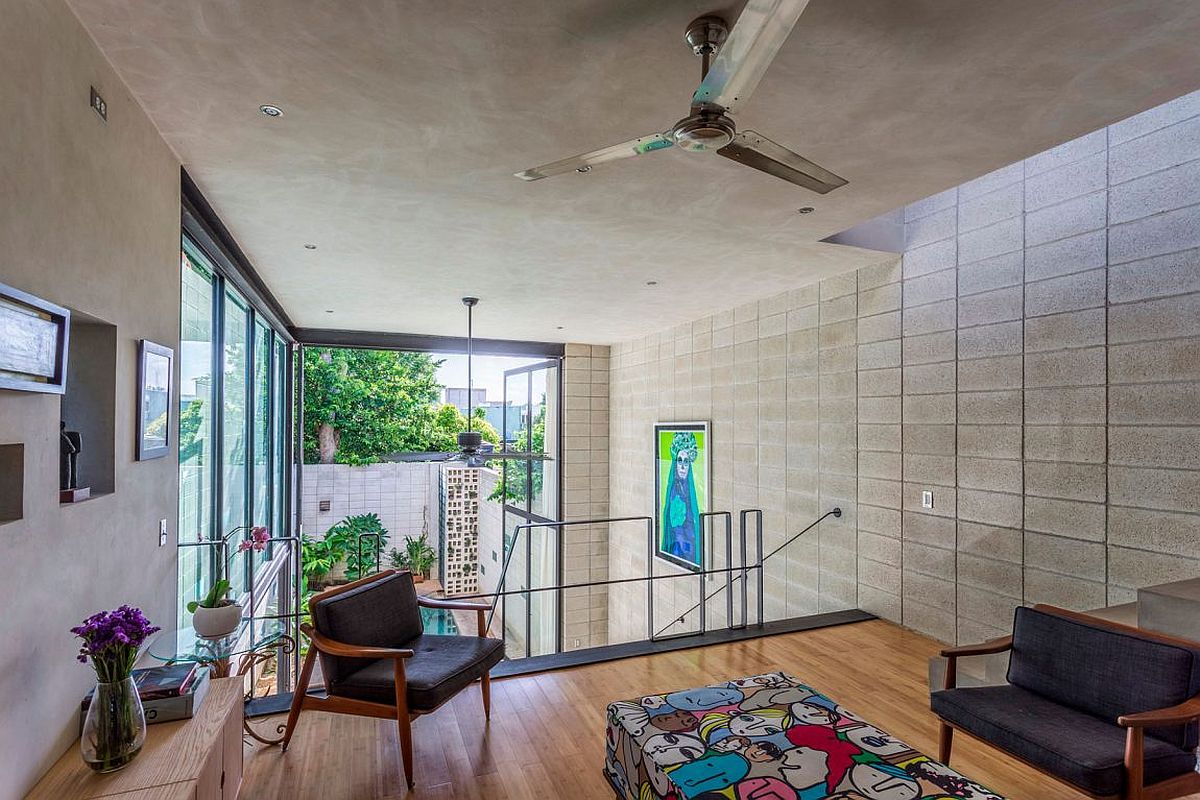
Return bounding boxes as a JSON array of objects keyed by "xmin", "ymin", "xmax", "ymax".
[
  {"xmin": 672, "ymin": 111, "xmax": 736, "ymax": 151},
  {"xmin": 457, "ymin": 430, "xmax": 483, "ymax": 453}
]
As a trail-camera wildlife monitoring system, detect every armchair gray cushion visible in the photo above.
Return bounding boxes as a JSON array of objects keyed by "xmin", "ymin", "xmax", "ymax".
[
  {"xmin": 311, "ymin": 572, "xmax": 424, "ymax": 684},
  {"xmin": 932, "ymin": 685, "xmax": 1197, "ymax": 796},
  {"xmin": 333, "ymin": 634, "xmax": 504, "ymax": 711},
  {"xmin": 1007, "ymin": 606, "xmax": 1200, "ymax": 749}
]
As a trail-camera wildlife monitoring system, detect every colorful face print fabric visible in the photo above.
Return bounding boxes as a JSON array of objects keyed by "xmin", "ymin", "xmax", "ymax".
[{"xmin": 604, "ymin": 672, "xmax": 1004, "ymax": 800}]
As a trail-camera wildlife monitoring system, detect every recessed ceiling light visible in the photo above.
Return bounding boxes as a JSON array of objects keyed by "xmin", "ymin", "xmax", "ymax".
[
  {"xmin": 797, "ymin": 206, "xmax": 815, "ymax": 214},
  {"xmin": 324, "ymin": 309, "xmax": 334, "ymax": 314},
  {"xmin": 646, "ymin": 280, "xmax": 658, "ymax": 286},
  {"xmin": 556, "ymin": 325, "xmax": 564, "ymax": 330},
  {"xmin": 576, "ymin": 165, "xmax": 592, "ymax": 174},
  {"xmin": 304, "ymin": 243, "xmax": 317, "ymax": 250},
  {"xmin": 259, "ymin": 104, "xmax": 284, "ymax": 117}
]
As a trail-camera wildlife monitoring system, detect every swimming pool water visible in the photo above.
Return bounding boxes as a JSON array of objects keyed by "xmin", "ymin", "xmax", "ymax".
[{"xmin": 420, "ymin": 606, "xmax": 459, "ymax": 634}]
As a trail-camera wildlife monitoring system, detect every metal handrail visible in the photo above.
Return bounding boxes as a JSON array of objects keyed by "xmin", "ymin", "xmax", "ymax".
[
  {"xmin": 483, "ymin": 516, "xmax": 655, "ymax": 657},
  {"xmin": 654, "ymin": 507, "xmax": 841, "ymax": 637},
  {"xmin": 457, "ymin": 507, "xmax": 842, "ymax": 656}
]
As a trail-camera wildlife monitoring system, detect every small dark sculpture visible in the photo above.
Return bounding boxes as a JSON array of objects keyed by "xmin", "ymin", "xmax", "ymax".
[{"xmin": 60, "ymin": 421, "xmax": 81, "ymax": 491}]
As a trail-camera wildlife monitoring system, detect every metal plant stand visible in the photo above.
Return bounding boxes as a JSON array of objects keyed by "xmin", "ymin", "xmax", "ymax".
[{"xmin": 148, "ymin": 618, "xmax": 295, "ymax": 745}]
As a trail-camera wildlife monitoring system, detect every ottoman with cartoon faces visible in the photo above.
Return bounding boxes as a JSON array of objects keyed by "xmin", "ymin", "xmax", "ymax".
[{"xmin": 603, "ymin": 672, "xmax": 1004, "ymax": 800}]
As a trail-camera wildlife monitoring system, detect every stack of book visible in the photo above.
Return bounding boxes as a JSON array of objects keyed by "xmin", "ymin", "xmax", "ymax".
[{"xmin": 81, "ymin": 663, "xmax": 212, "ymax": 729}]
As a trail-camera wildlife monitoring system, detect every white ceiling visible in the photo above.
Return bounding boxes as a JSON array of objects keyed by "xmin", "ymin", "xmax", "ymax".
[{"xmin": 70, "ymin": 0, "xmax": 1200, "ymax": 343}]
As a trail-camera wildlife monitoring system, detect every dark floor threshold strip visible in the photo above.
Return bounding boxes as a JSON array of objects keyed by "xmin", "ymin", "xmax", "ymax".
[
  {"xmin": 490, "ymin": 609, "xmax": 876, "ymax": 679},
  {"xmin": 245, "ymin": 609, "xmax": 875, "ymax": 719}
]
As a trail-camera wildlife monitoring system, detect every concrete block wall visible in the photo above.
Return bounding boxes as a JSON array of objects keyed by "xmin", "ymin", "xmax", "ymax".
[
  {"xmin": 608, "ymin": 290, "xmax": 867, "ymax": 643},
  {"xmin": 561, "ymin": 344, "xmax": 611, "ymax": 648},
  {"xmin": 606, "ymin": 90, "xmax": 1200, "ymax": 645}
]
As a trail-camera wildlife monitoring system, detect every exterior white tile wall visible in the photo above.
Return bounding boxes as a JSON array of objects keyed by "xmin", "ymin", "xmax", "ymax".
[{"xmin": 301, "ymin": 462, "xmax": 441, "ymax": 571}]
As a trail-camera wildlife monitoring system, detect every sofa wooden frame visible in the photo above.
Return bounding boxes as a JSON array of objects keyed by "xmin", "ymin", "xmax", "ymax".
[
  {"xmin": 937, "ymin": 604, "xmax": 1200, "ymax": 800},
  {"xmin": 281, "ymin": 569, "xmax": 493, "ymax": 788}
]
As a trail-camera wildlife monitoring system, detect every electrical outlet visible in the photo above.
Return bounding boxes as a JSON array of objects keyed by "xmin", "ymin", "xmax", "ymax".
[
  {"xmin": 573, "ymin": 638, "xmax": 581, "ymax": 649},
  {"xmin": 158, "ymin": 519, "xmax": 168, "ymax": 546},
  {"xmin": 90, "ymin": 86, "xmax": 107, "ymax": 121},
  {"xmin": 921, "ymin": 490, "xmax": 934, "ymax": 509}
]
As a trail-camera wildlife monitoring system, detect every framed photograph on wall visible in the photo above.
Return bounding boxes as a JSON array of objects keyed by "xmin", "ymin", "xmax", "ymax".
[
  {"xmin": 136, "ymin": 339, "xmax": 173, "ymax": 460},
  {"xmin": 653, "ymin": 421, "xmax": 710, "ymax": 573},
  {"xmin": 0, "ymin": 282, "xmax": 70, "ymax": 394}
]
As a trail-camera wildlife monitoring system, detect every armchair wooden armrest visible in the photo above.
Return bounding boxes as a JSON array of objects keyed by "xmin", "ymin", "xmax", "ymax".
[
  {"xmin": 1118, "ymin": 694, "xmax": 1200, "ymax": 798},
  {"xmin": 416, "ymin": 596, "xmax": 489, "ymax": 637},
  {"xmin": 939, "ymin": 636, "xmax": 1012, "ymax": 691},
  {"xmin": 1119, "ymin": 695, "xmax": 1200, "ymax": 728},
  {"xmin": 940, "ymin": 636, "xmax": 1013, "ymax": 659},
  {"xmin": 300, "ymin": 622, "xmax": 415, "ymax": 660},
  {"xmin": 417, "ymin": 596, "xmax": 489, "ymax": 611}
]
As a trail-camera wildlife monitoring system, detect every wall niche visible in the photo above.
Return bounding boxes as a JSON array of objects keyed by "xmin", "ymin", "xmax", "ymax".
[
  {"xmin": 60, "ymin": 313, "xmax": 116, "ymax": 502},
  {"xmin": 0, "ymin": 444, "xmax": 23, "ymax": 522}
]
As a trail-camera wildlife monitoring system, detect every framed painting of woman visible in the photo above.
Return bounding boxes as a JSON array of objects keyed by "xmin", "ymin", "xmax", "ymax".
[{"xmin": 653, "ymin": 422, "xmax": 710, "ymax": 573}]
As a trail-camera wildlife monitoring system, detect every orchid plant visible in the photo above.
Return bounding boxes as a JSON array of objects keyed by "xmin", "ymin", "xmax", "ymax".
[
  {"xmin": 186, "ymin": 525, "xmax": 270, "ymax": 613},
  {"xmin": 71, "ymin": 606, "xmax": 160, "ymax": 683}
]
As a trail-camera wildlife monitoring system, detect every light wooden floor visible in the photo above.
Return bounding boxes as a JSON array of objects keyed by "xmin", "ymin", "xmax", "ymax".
[{"xmin": 241, "ymin": 619, "xmax": 1100, "ymax": 800}]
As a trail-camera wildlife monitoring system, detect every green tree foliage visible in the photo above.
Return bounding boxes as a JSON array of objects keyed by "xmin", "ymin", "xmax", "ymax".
[
  {"xmin": 303, "ymin": 348, "xmax": 443, "ymax": 464},
  {"xmin": 428, "ymin": 404, "xmax": 501, "ymax": 452},
  {"xmin": 303, "ymin": 348, "xmax": 503, "ymax": 464},
  {"xmin": 489, "ymin": 401, "xmax": 545, "ymax": 504},
  {"xmin": 178, "ymin": 397, "xmax": 207, "ymax": 464}
]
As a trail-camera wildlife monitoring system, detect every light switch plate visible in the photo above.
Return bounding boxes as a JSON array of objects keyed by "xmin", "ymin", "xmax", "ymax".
[
  {"xmin": 921, "ymin": 490, "xmax": 934, "ymax": 509},
  {"xmin": 158, "ymin": 518, "xmax": 168, "ymax": 546}
]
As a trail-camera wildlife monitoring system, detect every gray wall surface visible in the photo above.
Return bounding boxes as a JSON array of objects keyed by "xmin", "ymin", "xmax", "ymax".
[
  {"xmin": 0, "ymin": 0, "xmax": 182, "ymax": 795},
  {"xmin": 607, "ymin": 90, "xmax": 1200, "ymax": 647}
]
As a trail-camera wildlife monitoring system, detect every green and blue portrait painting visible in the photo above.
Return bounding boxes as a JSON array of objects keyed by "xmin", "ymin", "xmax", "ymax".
[{"xmin": 655, "ymin": 424, "xmax": 708, "ymax": 572}]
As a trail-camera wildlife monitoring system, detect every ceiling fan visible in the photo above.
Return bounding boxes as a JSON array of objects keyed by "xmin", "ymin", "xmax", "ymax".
[
  {"xmin": 440, "ymin": 297, "xmax": 551, "ymax": 468},
  {"xmin": 515, "ymin": 0, "xmax": 847, "ymax": 195}
]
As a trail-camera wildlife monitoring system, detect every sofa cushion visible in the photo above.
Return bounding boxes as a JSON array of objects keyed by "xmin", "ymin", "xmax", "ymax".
[
  {"xmin": 1008, "ymin": 606, "xmax": 1200, "ymax": 749},
  {"xmin": 932, "ymin": 685, "xmax": 1198, "ymax": 796},
  {"xmin": 311, "ymin": 572, "xmax": 424, "ymax": 684},
  {"xmin": 332, "ymin": 634, "xmax": 504, "ymax": 711}
]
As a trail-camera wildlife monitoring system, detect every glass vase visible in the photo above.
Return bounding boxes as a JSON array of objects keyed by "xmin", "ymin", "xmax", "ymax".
[{"xmin": 81, "ymin": 676, "xmax": 146, "ymax": 772}]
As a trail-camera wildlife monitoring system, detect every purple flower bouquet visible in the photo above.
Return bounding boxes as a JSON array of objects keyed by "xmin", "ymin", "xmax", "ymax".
[{"xmin": 72, "ymin": 606, "xmax": 160, "ymax": 772}]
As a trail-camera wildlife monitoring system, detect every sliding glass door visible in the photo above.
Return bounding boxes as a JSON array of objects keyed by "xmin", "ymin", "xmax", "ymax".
[{"xmin": 178, "ymin": 237, "xmax": 294, "ymax": 659}]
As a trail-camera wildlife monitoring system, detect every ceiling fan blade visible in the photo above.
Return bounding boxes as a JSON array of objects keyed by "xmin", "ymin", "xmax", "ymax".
[
  {"xmin": 487, "ymin": 452, "xmax": 554, "ymax": 461},
  {"xmin": 515, "ymin": 133, "xmax": 673, "ymax": 180},
  {"xmin": 717, "ymin": 130, "xmax": 847, "ymax": 194},
  {"xmin": 692, "ymin": 0, "xmax": 812, "ymax": 114}
]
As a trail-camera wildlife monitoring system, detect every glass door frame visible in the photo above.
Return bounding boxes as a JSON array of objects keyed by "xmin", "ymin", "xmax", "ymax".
[
  {"xmin": 180, "ymin": 232, "xmax": 299, "ymax": 695},
  {"xmin": 499, "ymin": 358, "xmax": 564, "ymax": 656}
]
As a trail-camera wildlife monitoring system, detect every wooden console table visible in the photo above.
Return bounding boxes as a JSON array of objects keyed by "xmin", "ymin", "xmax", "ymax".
[{"xmin": 27, "ymin": 677, "xmax": 243, "ymax": 800}]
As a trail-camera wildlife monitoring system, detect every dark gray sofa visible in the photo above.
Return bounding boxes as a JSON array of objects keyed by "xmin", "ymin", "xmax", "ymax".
[{"xmin": 931, "ymin": 604, "xmax": 1200, "ymax": 800}]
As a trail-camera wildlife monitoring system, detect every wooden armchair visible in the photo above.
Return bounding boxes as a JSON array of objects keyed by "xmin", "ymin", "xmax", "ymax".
[
  {"xmin": 281, "ymin": 570, "xmax": 504, "ymax": 788},
  {"xmin": 934, "ymin": 605, "xmax": 1200, "ymax": 800}
]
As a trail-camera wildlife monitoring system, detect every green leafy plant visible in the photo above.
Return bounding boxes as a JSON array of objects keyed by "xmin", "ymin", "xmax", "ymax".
[
  {"xmin": 389, "ymin": 533, "xmax": 436, "ymax": 578},
  {"xmin": 302, "ymin": 513, "xmax": 390, "ymax": 589},
  {"xmin": 329, "ymin": 513, "xmax": 390, "ymax": 580},
  {"xmin": 186, "ymin": 578, "xmax": 232, "ymax": 613},
  {"xmin": 490, "ymin": 399, "xmax": 546, "ymax": 504},
  {"xmin": 301, "ymin": 535, "xmax": 342, "ymax": 589}
]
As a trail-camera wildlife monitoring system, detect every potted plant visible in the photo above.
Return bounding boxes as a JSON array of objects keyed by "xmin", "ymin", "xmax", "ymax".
[
  {"xmin": 71, "ymin": 606, "xmax": 160, "ymax": 772},
  {"xmin": 188, "ymin": 525, "xmax": 269, "ymax": 638},
  {"xmin": 389, "ymin": 533, "xmax": 436, "ymax": 583}
]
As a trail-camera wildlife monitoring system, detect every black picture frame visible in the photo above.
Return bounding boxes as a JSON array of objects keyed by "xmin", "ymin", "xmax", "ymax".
[
  {"xmin": 0, "ymin": 282, "xmax": 70, "ymax": 394},
  {"xmin": 136, "ymin": 339, "xmax": 173, "ymax": 460}
]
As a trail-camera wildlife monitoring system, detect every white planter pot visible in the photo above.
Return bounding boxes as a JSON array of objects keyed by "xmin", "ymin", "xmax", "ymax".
[{"xmin": 192, "ymin": 603, "xmax": 243, "ymax": 638}]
